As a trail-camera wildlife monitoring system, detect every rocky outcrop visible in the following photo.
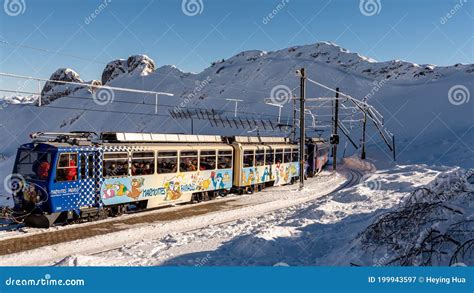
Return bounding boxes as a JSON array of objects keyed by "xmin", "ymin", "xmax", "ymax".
[
  {"xmin": 101, "ymin": 55, "xmax": 156, "ymax": 84},
  {"xmin": 41, "ymin": 68, "xmax": 86, "ymax": 104}
]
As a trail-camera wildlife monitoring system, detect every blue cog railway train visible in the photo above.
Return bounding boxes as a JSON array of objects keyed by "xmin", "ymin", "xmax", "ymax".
[{"xmin": 10, "ymin": 132, "xmax": 329, "ymax": 228}]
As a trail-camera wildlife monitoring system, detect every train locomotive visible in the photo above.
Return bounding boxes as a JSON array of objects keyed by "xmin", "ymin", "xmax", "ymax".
[{"xmin": 9, "ymin": 132, "xmax": 329, "ymax": 228}]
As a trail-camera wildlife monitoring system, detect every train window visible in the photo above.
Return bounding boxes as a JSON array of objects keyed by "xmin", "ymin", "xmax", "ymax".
[
  {"xmin": 180, "ymin": 151, "xmax": 198, "ymax": 172},
  {"xmin": 255, "ymin": 150, "xmax": 265, "ymax": 166},
  {"xmin": 157, "ymin": 151, "xmax": 178, "ymax": 174},
  {"xmin": 200, "ymin": 150, "xmax": 216, "ymax": 171},
  {"xmin": 265, "ymin": 149, "xmax": 274, "ymax": 165},
  {"xmin": 80, "ymin": 154, "xmax": 86, "ymax": 178},
  {"xmin": 243, "ymin": 150, "xmax": 254, "ymax": 168},
  {"xmin": 218, "ymin": 150, "xmax": 232, "ymax": 169},
  {"xmin": 283, "ymin": 149, "xmax": 292, "ymax": 163},
  {"xmin": 275, "ymin": 149, "xmax": 283, "ymax": 164},
  {"xmin": 103, "ymin": 152, "xmax": 128, "ymax": 178},
  {"xmin": 15, "ymin": 150, "xmax": 52, "ymax": 181},
  {"xmin": 131, "ymin": 152, "xmax": 155, "ymax": 176},
  {"xmin": 292, "ymin": 148, "xmax": 299, "ymax": 162},
  {"xmin": 56, "ymin": 153, "xmax": 78, "ymax": 182},
  {"xmin": 88, "ymin": 154, "xmax": 95, "ymax": 178}
]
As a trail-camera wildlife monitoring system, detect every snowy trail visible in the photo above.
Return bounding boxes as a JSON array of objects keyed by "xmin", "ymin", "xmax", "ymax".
[{"xmin": 0, "ymin": 167, "xmax": 351, "ymax": 266}]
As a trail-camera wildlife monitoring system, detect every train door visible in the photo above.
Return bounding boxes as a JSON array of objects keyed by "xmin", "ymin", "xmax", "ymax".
[{"xmin": 78, "ymin": 152, "xmax": 100, "ymax": 207}]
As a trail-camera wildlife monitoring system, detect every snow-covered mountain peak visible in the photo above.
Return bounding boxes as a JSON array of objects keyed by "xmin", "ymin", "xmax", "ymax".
[
  {"xmin": 48, "ymin": 68, "xmax": 83, "ymax": 83},
  {"xmin": 101, "ymin": 54, "xmax": 156, "ymax": 85},
  {"xmin": 41, "ymin": 68, "xmax": 86, "ymax": 104}
]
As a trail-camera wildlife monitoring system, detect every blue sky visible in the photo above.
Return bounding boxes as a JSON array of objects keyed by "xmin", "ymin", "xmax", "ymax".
[{"xmin": 0, "ymin": 0, "xmax": 473, "ymax": 87}]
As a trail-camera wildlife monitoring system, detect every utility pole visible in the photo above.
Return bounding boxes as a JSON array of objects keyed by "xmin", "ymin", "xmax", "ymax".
[
  {"xmin": 332, "ymin": 88, "xmax": 339, "ymax": 171},
  {"xmin": 38, "ymin": 80, "xmax": 42, "ymax": 107},
  {"xmin": 361, "ymin": 112, "xmax": 367, "ymax": 159},
  {"xmin": 292, "ymin": 95, "xmax": 296, "ymax": 142},
  {"xmin": 392, "ymin": 135, "xmax": 396, "ymax": 161},
  {"xmin": 298, "ymin": 68, "xmax": 306, "ymax": 190}
]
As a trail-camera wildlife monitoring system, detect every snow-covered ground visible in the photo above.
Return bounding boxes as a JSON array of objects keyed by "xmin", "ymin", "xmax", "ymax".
[
  {"xmin": 53, "ymin": 161, "xmax": 456, "ymax": 266},
  {"xmin": 2, "ymin": 157, "xmax": 469, "ymax": 267}
]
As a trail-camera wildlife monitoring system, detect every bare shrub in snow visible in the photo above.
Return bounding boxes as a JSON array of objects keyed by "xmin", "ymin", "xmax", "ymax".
[{"xmin": 360, "ymin": 169, "xmax": 474, "ymax": 266}]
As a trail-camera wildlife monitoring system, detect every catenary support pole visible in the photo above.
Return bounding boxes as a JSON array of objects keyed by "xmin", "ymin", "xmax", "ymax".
[
  {"xmin": 361, "ymin": 112, "xmax": 367, "ymax": 159},
  {"xmin": 332, "ymin": 88, "xmax": 339, "ymax": 171},
  {"xmin": 298, "ymin": 68, "xmax": 306, "ymax": 190},
  {"xmin": 293, "ymin": 95, "xmax": 297, "ymax": 141}
]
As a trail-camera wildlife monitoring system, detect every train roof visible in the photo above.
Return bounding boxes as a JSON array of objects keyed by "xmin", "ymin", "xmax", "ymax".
[
  {"xmin": 101, "ymin": 132, "xmax": 223, "ymax": 143},
  {"xmin": 28, "ymin": 132, "xmax": 293, "ymax": 146}
]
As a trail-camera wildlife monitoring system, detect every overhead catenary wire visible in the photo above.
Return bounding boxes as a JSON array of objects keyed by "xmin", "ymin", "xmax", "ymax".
[
  {"xmin": 0, "ymin": 72, "xmax": 174, "ymax": 96},
  {"xmin": 306, "ymin": 77, "xmax": 385, "ymax": 122},
  {"xmin": 0, "ymin": 72, "xmax": 293, "ymax": 108},
  {"xmin": 0, "ymin": 39, "xmax": 107, "ymax": 65},
  {"xmin": 0, "ymin": 89, "xmax": 301, "ymax": 121}
]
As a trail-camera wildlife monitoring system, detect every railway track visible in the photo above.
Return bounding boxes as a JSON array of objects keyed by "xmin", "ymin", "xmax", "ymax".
[{"xmin": 0, "ymin": 168, "xmax": 364, "ymax": 258}]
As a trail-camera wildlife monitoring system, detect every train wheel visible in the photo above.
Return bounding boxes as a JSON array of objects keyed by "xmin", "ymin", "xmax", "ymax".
[
  {"xmin": 109, "ymin": 205, "xmax": 126, "ymax": 217},
  {"xmin": 98, "ymin": 209, "xmax": 108, "ymax": 220},
  {"xmin": 217, "ymin": 189, "xmax": 228, "ymax": 197},
  {"xmin": 192, "ymin": 192, "xmax": 203, "ymax": 203},
  {"xmin": 202, "ymin": 192, "xmax": 210, "ymax": 201}
]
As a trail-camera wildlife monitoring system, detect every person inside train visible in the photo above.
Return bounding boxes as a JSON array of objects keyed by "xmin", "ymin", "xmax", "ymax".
[
  {"xmin": 144, "ymin": 163, "xmax": 152, "ymax": 175},
  {"xmin": 65, "ymin": 157, "xmax": 77, "ymax": 181},
  {"xmin": 131, "ymin": 163, "xmax": 138, "ymax": 176},
  {"xmin": 107, "ymin": 163, "xmax": 116, "ymax": 176},
  {"xmin": 37, "ymin": 161, "xmax": 50, "ymax": 180},
  {"xmin": 182, "ymin": 158, "xmax": 197, "ymax": 172}
]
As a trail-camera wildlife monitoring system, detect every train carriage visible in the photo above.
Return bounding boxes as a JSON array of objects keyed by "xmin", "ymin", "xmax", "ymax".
[
  {"xmin": 99, "ymin": 132, "xmax": 234, "ymax": 209},
  {"xmin": 306, "ymin": 138, "xmax": 330, "ymax": 177},
  {"xmin": 229, "ymin": 136, "xmax": 299, "ymax": 193}
]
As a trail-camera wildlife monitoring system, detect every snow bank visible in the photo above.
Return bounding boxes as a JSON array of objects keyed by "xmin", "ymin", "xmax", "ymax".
[{"xmin": 357, "ymin": 168, "xmax": 474, "ymax": 266}]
